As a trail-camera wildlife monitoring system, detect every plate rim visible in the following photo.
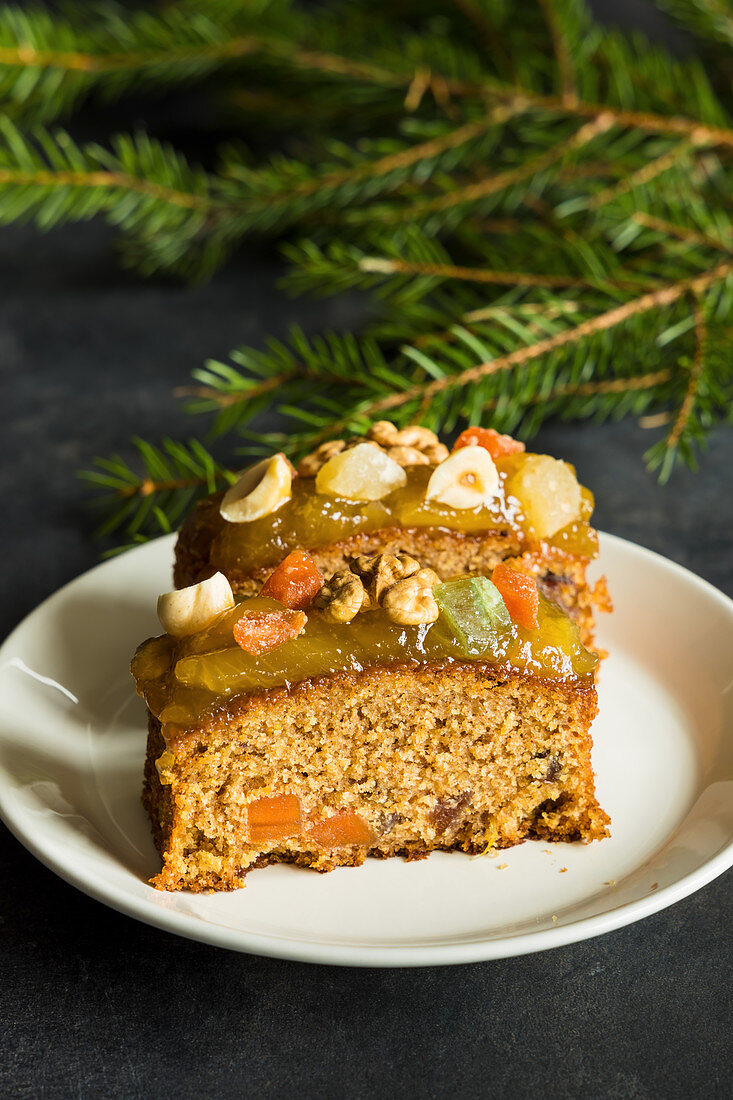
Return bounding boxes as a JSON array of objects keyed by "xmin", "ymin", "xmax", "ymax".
[{"xmin": 0, "ymin": 531, "xmax": 731, "ymax": 967}]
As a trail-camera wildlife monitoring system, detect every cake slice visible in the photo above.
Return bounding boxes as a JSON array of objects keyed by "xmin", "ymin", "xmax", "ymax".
[
  {"xmin": 134, "ymin": 551, "xmax": 609, "ymax": 893},
  {"xmin": 174, "ymin": 423, "xmax": 610, "ymax": 652}
]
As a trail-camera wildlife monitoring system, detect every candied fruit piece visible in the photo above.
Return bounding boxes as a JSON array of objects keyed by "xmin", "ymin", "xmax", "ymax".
[
  {"xmin": 453, "ymin": 426, "xmax": 525, "ymax": 460},
  {"xmin": 233, "ymin": 609, "xmax": 307, "ymax": 655},
  {"xmin": 433, "ymin": 576, "xmax": 511, "ymax": 656},
  {"xmin": 315, "ymin": 442, "xmax": 406, "ymax": 501},
  {"xmin": 247, "ymin": 794, "xmax": 303, "ymax": 842},
  {"xmin": 492, "ymin": 563, "xmax": 539, "ymax": 631},
  {"xmin": 259, "ymin": 550, "xmax": 324, "ymax": 609},
  {"xmin": 503, "ymin": 454, "xmax": 581, "ymax": 538},
  {"xmin": 306, "ymin": 809, "xmax": 376, "ymax": 847}
]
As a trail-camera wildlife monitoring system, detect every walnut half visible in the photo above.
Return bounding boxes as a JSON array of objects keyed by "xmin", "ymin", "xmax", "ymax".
[
  {"xmin": 381, "ymin": 569, "xmax": 440, "ymax": 626},
  {"xmin": 315, "ymin": 569, "xmax": 369, "ymax": 623},
  {"xmin": 351, "ymin": 552, "xmax": 421, "ymax": 604}
]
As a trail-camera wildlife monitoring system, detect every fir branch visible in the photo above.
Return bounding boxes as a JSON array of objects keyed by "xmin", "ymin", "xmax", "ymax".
[
  {"xmin": 631, "ymin": 211, "xmax": 733, "ymax": 253},
  {"xmin": 537, "ymin": 0, "xmax": 578, "ymax": 107},
  {"xmin": 80, "ymin": 437, "xmax": 234, "ymax": 540},
  {"xmin": 656, "ymin": 0, "xmax": 733, "ymax": 50},
  {"xmin": 344, "ymin": 260, "xmax": 733, "ymax": 421},
  {"xmin": 667, "ymin": 298, "xmax": 707, "ymax": 450}
]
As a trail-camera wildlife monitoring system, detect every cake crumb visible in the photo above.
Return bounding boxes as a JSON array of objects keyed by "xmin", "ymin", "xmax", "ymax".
[
  {"xmin": 604, "ymin": 879, "xmax": 616, "ymax": 887},
  {"xmin": 559, "ymin": 867, "xmax": 567, "ymax": 873},
  {"xmin": 497, "ymin": 862, "xmax": 508, "ymax": 870},
  {"xmin": 552, "ymin": 914, "xmax": 558, "ymax": 925}
]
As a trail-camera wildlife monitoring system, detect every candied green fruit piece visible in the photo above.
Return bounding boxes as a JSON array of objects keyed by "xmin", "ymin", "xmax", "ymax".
[{"xmin": 434, "ymin": 576, "xmax": 511, "ymax": 657}]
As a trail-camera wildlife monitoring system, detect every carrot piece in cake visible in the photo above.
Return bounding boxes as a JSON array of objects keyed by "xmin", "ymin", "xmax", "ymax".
[
  {"xmin": 233, "ymin": 609, "xmax": 307, "ymax": 654},
  {"xmin": 306, "ymin": 810, "xmax": 377, "ymax": 848},
  {"xmin": 259, "ymin": 549, "xmax": 324, "ymax": 609},
  {"xmin": 247, "ymin": 794, "xmax": 303, "ymax": 842},
  {"xmin": 492, "ymin": 563, "xmax": 539, "ymax": 631},
  {"xmin": 453, "ymin": 426, "xmax": 525, "ymax": 460}
]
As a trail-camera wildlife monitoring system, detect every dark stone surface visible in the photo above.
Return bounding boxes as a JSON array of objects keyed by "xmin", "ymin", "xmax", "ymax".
[{"xmin": 1, "ymin": 2, "xmax": 732, "ymax": 1095}]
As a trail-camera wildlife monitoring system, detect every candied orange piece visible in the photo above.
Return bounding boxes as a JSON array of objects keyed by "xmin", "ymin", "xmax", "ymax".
[
  {"xmin": 259, "ymin": 550, "xmax": 324, "ymax": 609},
  {"xmin": 233, "ymin": 608, "xmax": 306, "ymax": 654},
  {"xmin": 306, "ymin": 809, "xmax": 376, "ymax": 848},
  {"xmin": 453, "ymin": 426, "xmax": 525, "ymax": 460},
  {"xmin": 247, "ymin": 794, "xmax": 303, "ymax": 842},
  {"xmin": 491, "ymin": 562, "xmax": 539, "ymax": 631}
]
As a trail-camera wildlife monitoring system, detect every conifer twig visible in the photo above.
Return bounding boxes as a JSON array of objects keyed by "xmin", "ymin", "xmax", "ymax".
[
  {"xmin": 538, "ymin": 0, "xmax": 578, "ymax": 107},
  {"xmin": 362, "ymin": 260, "xmax": 733, "ymax": 418},
  {"xmin": 666, "ymin": 297, "xmax": 707, "ymax": 450}
]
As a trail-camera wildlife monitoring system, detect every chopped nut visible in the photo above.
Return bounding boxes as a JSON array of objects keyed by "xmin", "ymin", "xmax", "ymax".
[
  {"xmin": 297, "ymin": 439, "xmax": 346, "ymax": 477},
  {"xmin": 367, "ymin": 420, "xmax": 400, "ymax": 446},
  {"xmin": 351, "ymin": 552, "xmax": 421, "ymax": 603},
  {"xmin": 387, "ymin": 445, "xmax": 431, "ymax": 467},
  {"xmin": 316, "ymin": 569, "xmax": 369, "ymax": 623},
  {"xmin": 423, "ymin": 442, "xmax": 450, "ymax": 464},
  {"xmin": 382, "ymin": 569, "xmax": 440, "ymax": 625},
  {"xmin": 220, "ymin": 453, "xmax": 293, "ymax": 523},
  {"xmin": 344, "ymin": 436, "xmax": 380, "ymax": 450},
  {"xmin": 392, "ymin": 425, "xmax": 439, "ymax": 449},
  {"xmin": 157, "ymin": 571, "xmax": 234, "ymax": 637}
]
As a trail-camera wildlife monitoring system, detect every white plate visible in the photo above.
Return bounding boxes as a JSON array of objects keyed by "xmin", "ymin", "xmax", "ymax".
[{"xmin": 0, "ymin": 533, "xmax": 731, "ymax": 966}]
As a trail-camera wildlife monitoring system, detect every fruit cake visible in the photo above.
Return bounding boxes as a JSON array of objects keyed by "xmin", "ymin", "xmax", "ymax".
[
  {"xmin": 134, "ymin": 551, "xmax": 609, "ymax": 892},
  {"xmin": 174, "ymin": 422, "xmax": 610, "ymax": 651}
]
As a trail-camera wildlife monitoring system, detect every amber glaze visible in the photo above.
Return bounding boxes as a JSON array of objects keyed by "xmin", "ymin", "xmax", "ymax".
[
  {"xmin": 132, "ymin": 592, "xmax": 598, "ymax": 728},
  {"xmin": 210, "ymin": 457, "xmax": 598, "ymax": 577}
]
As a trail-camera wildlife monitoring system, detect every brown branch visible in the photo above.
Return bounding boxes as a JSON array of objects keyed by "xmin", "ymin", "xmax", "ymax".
[
  {"xmin": 360, "ymin": 260, "xmax": 732, "ymax": 418},
  {"xmin": 537, "ymin": 0, "xmax": 577, "ymax": 107},
  {"xmin": 358, "ymin": 253, "xmax": 652, "ymax": 293},
  {"xmin": 414, "ymin": 301, "xmax": 582, "ymax": 348},
  {"xmin": 175, "ymin": 369, "xmax": 300, "ymax": 408},
  {"xmin": 587, "ymin": 144, "xmax": 691, "ymax": 209},
  {"xmin": 386, "ymin": 113, "xmax": 616, "ymax": 218},
  {"xmin": 0, "ymin": 167, "xmax": 209, "ymax": 209},
  {"xmin": 482, "ymin": 368, "xmax": 673, "ymax": 411},
  {"xmin": 667, "ymin": 298, "xmax": 707, "ymax": 449},
  {"xmin": 119, "ymin": 473, "xmax": 228, "ymax": 499},
  {"xmin": 0, "ymin": 36, "xmax": 263, "ymax": 72},
  {"xmin": 358, "ymin": 255, "xmax": 599, "ymax": 290},
  {"xmin": 632, "ymin": 211, "xmax": 733, "ymax": 253},
  {"xmin": 292, "ymin": 104, "xmax": 521, "ymax": 197}
]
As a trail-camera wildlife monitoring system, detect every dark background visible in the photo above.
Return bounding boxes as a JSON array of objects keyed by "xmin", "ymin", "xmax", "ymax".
[{"xmin": 1, "ymin": 2, "xmax": 731, "ymax": 1097}]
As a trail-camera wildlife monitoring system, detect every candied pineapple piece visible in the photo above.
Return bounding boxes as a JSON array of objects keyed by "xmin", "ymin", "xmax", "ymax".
[
  {"xmin": 247, "ymin": 794, "xmax": 303, "ymax": 842},
  {"xmin": 492, "ymin": 563, "xmax": 539, "ymax": 632},
  {"xmin": 306, "ymin": 809, "xmax": 376, "ymax": 848},
  {"xmin": 315, "ymin": 442, "xmax": 406, "ymax": 501},
  {"xmin": 259, "ymin": 550, "xmax": 324, "ymax": 609},
  {"xmin": 504, "ymin": 454, "xmax": 581, "ymax": 538},
  {"xmin": 433, "ymin": 576, "xmax": 511, "ymax": 657},
  {"xmin": 233, "ymin": 609, "xmax": 307, "ymax": 655}
]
